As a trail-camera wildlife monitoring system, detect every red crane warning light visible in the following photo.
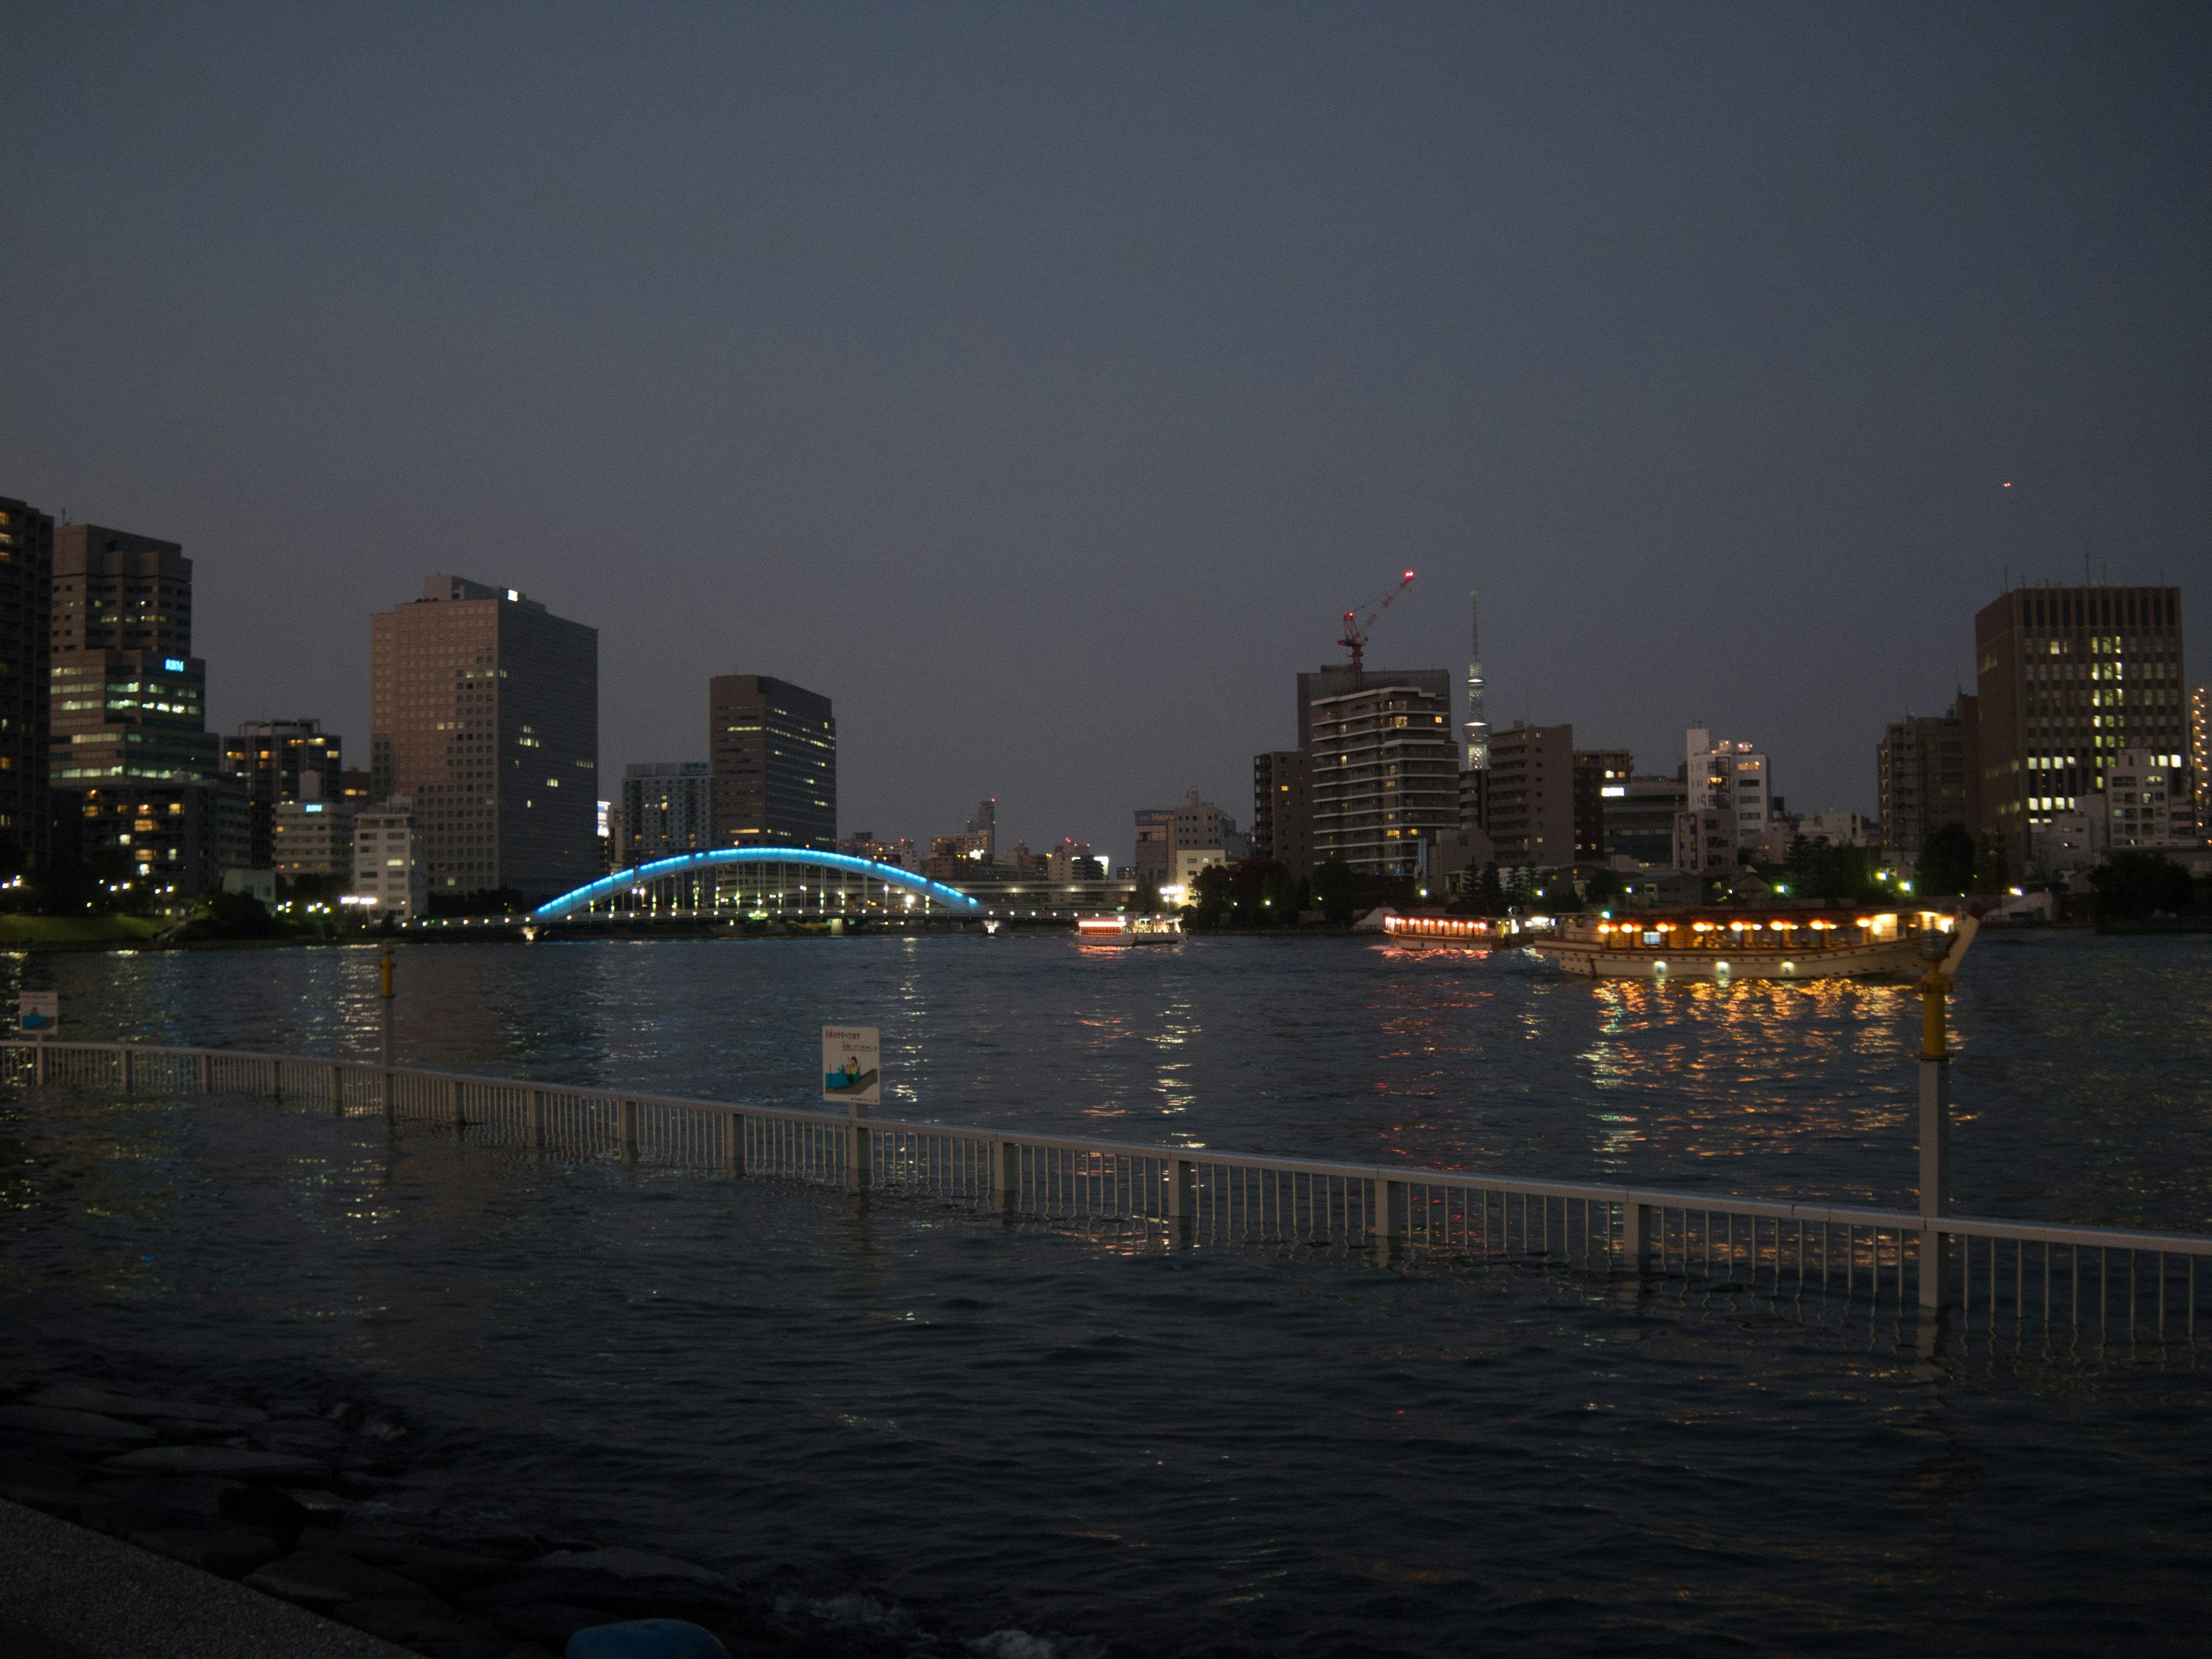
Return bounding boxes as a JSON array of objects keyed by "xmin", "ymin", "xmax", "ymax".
[{"xmin": 1336, "ymin": 570, "xmax": 1415, "ymax": 672}]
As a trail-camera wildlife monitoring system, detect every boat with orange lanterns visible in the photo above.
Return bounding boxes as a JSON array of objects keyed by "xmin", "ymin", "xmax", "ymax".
[
  {"xmin": 1530, "ymin": 908, "xmax": 1956, "ymax": 980},
  {"xmin": 1074, "ymin": 913, "xmax": 1185, "ymax": 946},
  {"xmin": 1381, "ymin": 914, "xmax": 1501, "ymax": 950}
]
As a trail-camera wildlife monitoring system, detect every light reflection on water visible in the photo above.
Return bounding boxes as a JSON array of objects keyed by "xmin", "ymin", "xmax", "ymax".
[{"xmin": 7, "ymin": 929, "xmax": 2211, "ymax": 1227}]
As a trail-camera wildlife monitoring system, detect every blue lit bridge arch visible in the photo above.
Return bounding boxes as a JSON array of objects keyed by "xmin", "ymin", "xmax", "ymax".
[{"xmin": 533, "ymin": 847, "xmax": 983, "ymax": 920}]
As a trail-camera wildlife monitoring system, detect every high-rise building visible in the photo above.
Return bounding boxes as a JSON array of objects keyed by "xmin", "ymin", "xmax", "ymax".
[
  {"xmin": 62, "ymin": 783, "xmax": 250, "ymax": 914},
  {"xmin": 222, "ymin": 718, "xmax": 343, "ymax": 868},
  {"xmin": 2190, "ymin": 684, "xmax": 2208, "ymax": 836},
  {"xmin": 0, "ymin": 497, "xmax": 54, "ymax": 870},
  {"xmin": 1252, "ymin": 748, "xmax": 1313, "ymax": 875},
  {"xmin": 707, "ymin": 676, "xmax": 834, "ymax": 851},
  {"xmin": 1603, "ymin": 775, "xmax": 1688, "ymax": 868},
  {"xmin": 1132, "ymin": 806, "xmax": 1172, "ymax": 887},
  {"xmin": 1572, "ymin": 749, "xmax": 1633, "ymax": 861},
  {"xmin": 1973, "ymin": 584, "xmax": 2187, "ymax": 868},
  {"xmin": 50, "ymin": 525, "xmax": 215, "ymax": 790},
  {"xmin": 623, "ymin": 762, "xmax": 713, "ymax": 863},
  {"xmin": 370, "ymin": 576, "xmax": 599, "ymax": 902},
  {"xmin": 1300, "ymin": 668, "xmax": 1457, "ymax": 874},
  {"xmin": 1877, "ymin": 699, "xmax": 1977, "ymax": 863},
  {"xmin": 1485, "ymin": 722, "xmax": 1574, "ymax": 868},
  {"xmin": 1685, "ymin": 729, "xmax": 1773, "ymax": 851}
]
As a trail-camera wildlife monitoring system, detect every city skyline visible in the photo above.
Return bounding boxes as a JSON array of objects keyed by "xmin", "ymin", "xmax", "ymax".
[{"xmin": 2, "ymin": 7, "xmax": 2207, "ymax": 854}]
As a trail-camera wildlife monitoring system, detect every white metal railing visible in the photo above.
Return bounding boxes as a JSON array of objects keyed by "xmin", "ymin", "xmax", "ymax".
[{"xmin": 8, "ymin": 1039, "xmax": 2207, "ymax": 1342}]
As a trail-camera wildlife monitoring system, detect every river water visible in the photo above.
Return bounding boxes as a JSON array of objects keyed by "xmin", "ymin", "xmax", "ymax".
[{"xmin": 5, "ymin": 931, "xmax": 2210, "ymax": 1654}]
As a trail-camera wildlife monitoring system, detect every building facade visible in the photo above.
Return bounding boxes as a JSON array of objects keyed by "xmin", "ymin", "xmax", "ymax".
[
  {"xmin": 1484, "ymin": 722, "xmax": 1575, "ymax": 868},
  {"xmin": 271, "ymin": 798, "xmax": 357, "ymax": 880},
  {"xmin": 1132, "ymin": 806, "xmax": 1172, "ymax": 887},
  {"xmin": 1603, "ymin": 774, "xmax": 1688, "ymax": 867},
  {"xmin": 222, "ymin": 718, "xmax": 343, "ymax": 868},
  {"xmin": 707, "ymin": 676, "xmax": 834, "ymax": 850},
  {"xmin": 1571, "ymin": 749, "xmax": 1633, "ymax": 862},
  {"xmin": 1251, "ymin": 748, "xmax": 1315, "ymax": 874},
  {"xmin": 1685, "ymin": 729, "xmax": 1772, "ymax": 851},
  {"xmin": 622, "ymin": 761, "xmax": 713, "ymax": 863},
  {"xmin": 2105, "ymin": 748, "xmax": 2198, "ymax": 849},
  {"xmin": 1673, "ymin": 806, "xmax": 1738, "ymax": 878},
  {"xmin": 1877, "ymin": 698, "xmax": 1977, "ymax": 863},
  {"xmin": 369, "ymin": 575, "xmax": 599, "ymax": 903},
  {"xmin": 1305, "ymin": 678, "xmax": 1457, "ymax": 873},
  {"xmin": 0, "ymin": 497, "xmax": 53, "ymax": 871},
  {"xmin": 50, "ymin": 526, "xmax": 215, "ymax": 791},
  {"xmin": 1973, "ymin": 584, "xmax": 2188, "ymax": 868},
  {"xmin": 2192, "ymin": 684, "xmax": 2209, "ymax": 836},
  {"xmin": 350, "ymin": 798, "xmax": 426, "ymax": 918},
  {"xmin": 61, "ymin": 780, "xmax": 251, "ymax": 915}
]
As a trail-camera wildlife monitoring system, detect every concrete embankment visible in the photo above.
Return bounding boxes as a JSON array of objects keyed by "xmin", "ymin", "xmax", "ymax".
[{"xmin": 0, "ymin": 1495, "xmax": 411, "ymax": 1658}]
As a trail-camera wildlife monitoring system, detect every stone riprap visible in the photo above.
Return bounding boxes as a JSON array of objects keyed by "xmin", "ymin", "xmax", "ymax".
[{"xmin": 0, "ymin": 1372, "xmax": 975, "ymax": 1658}]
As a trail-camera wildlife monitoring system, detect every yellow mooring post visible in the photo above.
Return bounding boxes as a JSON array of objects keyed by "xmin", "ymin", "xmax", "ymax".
[{"xmin": 1915, "ymin": 927, "xmax": 1953, "ymax": 1311}]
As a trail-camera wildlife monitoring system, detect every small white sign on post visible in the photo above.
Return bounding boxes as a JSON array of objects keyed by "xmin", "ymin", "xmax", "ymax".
[
  {"xmin": 17, "ymin": 992, "xmax": 57, "ymax": 1036},
  {"xmin": 821, "ymin": 1025, "xmax": 880, "ymax": 1112}
]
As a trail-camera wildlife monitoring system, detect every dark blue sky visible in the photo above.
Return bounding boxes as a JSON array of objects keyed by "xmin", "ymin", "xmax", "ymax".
[{"xmin": 3, "ymin": 4, "xmax": 2205, "ymax": 855}]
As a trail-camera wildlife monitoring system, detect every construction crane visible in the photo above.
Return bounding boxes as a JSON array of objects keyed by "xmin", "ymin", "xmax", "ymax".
[{"xmin": 1336, "ymin": 570, "xmax": 1415, "ymax": 672}]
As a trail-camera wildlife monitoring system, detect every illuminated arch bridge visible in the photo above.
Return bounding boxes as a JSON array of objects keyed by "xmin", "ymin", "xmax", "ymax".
[{"xmin": 533, "ymin": 847, "xmax": 983, "ymax": 921}]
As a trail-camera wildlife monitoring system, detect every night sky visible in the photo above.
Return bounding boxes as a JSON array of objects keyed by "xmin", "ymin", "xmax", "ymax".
[{"xmin": 3, "ymin": 5, "xmax": 2205, "ymax": 856}]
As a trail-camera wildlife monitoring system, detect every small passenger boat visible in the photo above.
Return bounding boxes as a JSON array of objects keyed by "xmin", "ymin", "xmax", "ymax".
[
  {"xmin": 1382, "ymin": 915, "xmax": 1499, "ymax": 950},
  {"xmin": 1074, "ymin": 913, "xmax": 1185, "ymax": 946},
  {"xmin": 1530, "ymin": 909, "xmax": 1953, "ymax": 980}
]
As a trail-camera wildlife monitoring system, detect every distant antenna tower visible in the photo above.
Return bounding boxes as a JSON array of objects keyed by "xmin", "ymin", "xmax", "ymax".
[{"xmin": 1464, "ymin": 589, "xmax": 1488, "ymax": 773}]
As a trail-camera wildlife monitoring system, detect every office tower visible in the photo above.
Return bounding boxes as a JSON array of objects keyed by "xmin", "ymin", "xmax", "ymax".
[
  {"xmin": 222, "ymin": 718, "xmax": 342, "ymax": 868},
  {"xmin": 1974, "ymin": 584, "xmax": 2186, "ymax": 866},
  {"xmin": 370, "ymin": 576, "xmax": 599, "ymax": 901},
  {"xmin": 350, "ymin": 798, "xmax": 425, "ymax": 918},
  {"xmin": 1485, "ymin": 722, "xmax": 1574, "ymax": 866},
  {"xmin": 707, "ymin": 676, "xmax": 835, "ymax": 850},
  {"xmin": 1877, "ymin": 699, "xmax": 1977, "ymax": 863},
  {"xmin": 965, "ymin": 797, "xmax": 997, "ymax": 861},
  {"xmin": 0, "ymin": 497, "xmax": 53, "ymax": 870},
  {"xmin": 50, "ymin": 525, "xmax": 216, "ymax": 788},
  {"xmin": 1603, "ymin": 775, "xmax": 1689, "ymax": 867},
  {"xmin": 1685, "ymin": 729, "xmax": 1774, "ymax": 851},
  {"xmin": 1571, "ymin": 749, "xmax": 1633, "ymax": 861},
  {"xmin": 2105, "ymin": 749, "xmax": 2197, "ymax": 849},
  {"xmin": 1252, "ymin": 748, "xmax": 1313, "ymax": 875},
  {"xmin": 1297, "ymin": 665, "xmax": 1457, "ymax": 874}
]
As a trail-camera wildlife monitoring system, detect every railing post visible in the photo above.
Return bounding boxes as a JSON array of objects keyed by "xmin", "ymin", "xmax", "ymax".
[
  {"xmin": 993, "ymin": 1140, "xmax": 1021, "ymax": 1212},
  {"xmin": 849, "ymin": 1116, "xmax": 872, "ymax": 1192},
  {"xmin": 268, "ymin": 1058, "xmax": 281, "ymax": 1100},
  {"xmin": 724, "ymin": 1111, "xmax": 745, "ymax": 1176},
  {"xmin": 1165, "ymin": 1157, "xmax": 1194, "ymax": 1222},
  {"xmin": 382, "ymin": 1066, "xmax": 395, "ymax": 1118},
  {"xmin": 618, "ymin": 1098, "xmax": 638, "ymax": 1160},
  {"xmin": 33, "ymin": 1038, "xmax": 45, "ymax": 1088},
  {"xmin": 118, "ymin": 1046, "xmax": 133, "ymax": 1095},
  {"xmin": 1623, "ymin": 1198, "xmax": 1654, "ymax": 1270},
  {"xmin": 530, "ymin": 1089, "xmax": 547, "ymax": 1148},
  {"xmin": 449, "ymin": 1078, "xmax": 465, "ymax": 1128},
  {"xmin": 1918, "ymin": 1054, "xmax": 1950, "ymax": 1310},
  {"xmin": 1374, "ymin": 1173, "xmax": 1402, "ymax": 1245},
  {"xmin": 330, "ymin": 1063, "xmax": 346, "ymax": 1116},
  {"xmin": 196, "ymin": 1050, "xmax": 210, "ymax": 1094}
]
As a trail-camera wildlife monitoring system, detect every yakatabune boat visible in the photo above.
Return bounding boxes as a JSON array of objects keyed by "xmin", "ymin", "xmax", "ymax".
[
  {"xmin": 1529, "ymin": 908, "xmax": 1956, "ymax": 980},
  {"xmin": 1382, "ymin": 915, "xmax": 1501, "ymax": 949}
]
